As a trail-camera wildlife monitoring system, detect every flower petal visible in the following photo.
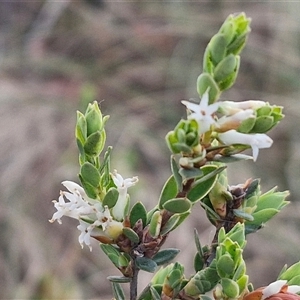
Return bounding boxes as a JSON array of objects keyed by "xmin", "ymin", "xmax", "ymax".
[
  {"xmin": 219, "ymin": 100, "xmax": 266, "ymax": 115},
  {"xmin": 218, "ymin": 130, "xmax": 273, "ymax": 161},
  {"xmin": 262, "ymin": 280, "xmax": 287, "ymax": 300}
]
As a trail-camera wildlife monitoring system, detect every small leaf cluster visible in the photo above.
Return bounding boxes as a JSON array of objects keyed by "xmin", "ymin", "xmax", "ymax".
[
  {"xmin": 245, "ymin": 186, "xmax": 289, "ymax": 234},
  {"xmin": 200, "ymin": 169, "xmax": 289, "ymax": 236},
  {"xmin": 237, "ymin": 104, "xmax": 284, "ymax": 134},
  {"xmin": 279, "ymin": 262, "xmax": 300, "ymax": 286},
  {"xmin": 75, "ymin": 101, "xmax": 113, "ymax": 199},
  {"xmin": 138, "ymin": 262, "xmax": 187, "ymax": 300},
  {"xmin": 166, "ymin": 119, "xmax": 200, "ymax": 154},
  {"xmin": 198, "ymin": 13, "xmax": 251, "ymax": 103},
  {"xmin": 215, "ymin": 224, "xmax": 248, "ymax": 300}
]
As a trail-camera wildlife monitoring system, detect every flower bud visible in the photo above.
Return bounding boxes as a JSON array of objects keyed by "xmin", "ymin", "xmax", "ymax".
[
  {"xmin": 218, "ymin": 130, "xmax": 273, "ymax": 161},
  {"xmin": 166, "ymin": 119, "xmax": 200, "ymax": 154},
  {"xmin": 209, "ymin": 168, "xmax": 232, "ymax": 217},
  {"xmin": 85, "ymin": 101, "xmax": 104, "ymax": 136}
]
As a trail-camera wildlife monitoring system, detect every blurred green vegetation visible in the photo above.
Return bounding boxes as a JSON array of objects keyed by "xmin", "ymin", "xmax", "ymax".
[{"xmin": 1, "ymin": 1, "xmax": 300, "ymax": 299}]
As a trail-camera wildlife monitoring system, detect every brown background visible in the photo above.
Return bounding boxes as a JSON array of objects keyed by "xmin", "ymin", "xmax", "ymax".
[{"xmin": 1, "ymin": 1, "xmax": 300, "ymax": 299}]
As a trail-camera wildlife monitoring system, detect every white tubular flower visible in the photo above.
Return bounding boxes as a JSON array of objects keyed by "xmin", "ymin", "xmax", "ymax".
[
  {"xmin": 244, "ymin": 280, "xmax": 300, "ymax": 300},
  {"xmin": 181, "ymin": 91, "xmax": 219, "ymax": 134},
  {"xmin": 262, "ymin": 280, "xmax": 300, "ymax": 300},
  {"xmin": 219, "ymin": 100, "xmax": 266, "ymax": 115},
  {"xmin": 262, "ymin": 280, "xmax": 289, "ymax": 300},
  {"xmin": 218, "ymin": 129, "xmax": 273, "ymax": 161},
  {"xmin": 111, "ymin": 170, "xmax": 139, "ymax": 221},
  {"xmin": 50, "ymin": 181, "xmax": 124, "ymax": 251},
  {"xmin": 217, "ymin": 109, "xmax": 255, "ymax": 132}
]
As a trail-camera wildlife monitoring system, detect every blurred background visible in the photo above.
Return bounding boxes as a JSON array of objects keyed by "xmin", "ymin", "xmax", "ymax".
[{"xmin": 1, "ymin": 1, "xmax": 300, "ymax": 299}]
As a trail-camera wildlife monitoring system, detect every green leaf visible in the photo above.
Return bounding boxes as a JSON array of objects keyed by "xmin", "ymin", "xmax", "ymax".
[
  {"xmin": 150, "ymin": 286, "xmax": 161, "ymax": 300},
  {"xmin": 208, "ymin": 34, "xmax": 227, "ymax": 66},
  {"xmin": 153, "ymin": 248, "xmax": 180, "ymax": 266},
  {"xmin": 169, "ymin": 211, "xmax": 190, "ymax": 231},
  {"xmin": 146, "ymin": 206, "xmax": 159, "ymax": 225},
  {"xmin": 118, "ymin": 254, "xmax": 129, "ymax": 267},
  {"xmin": 237, "ymin": 117, "xmax": 256, "ymax": 133},
  {"xmin": 232, "ymin": 260, "xmax": 246, "ymax": 281},
  {"xmin": 277, "ymin": 264, "xmax": 288, "ymax": 279},
  {"xmin": 286, "ymin": 275, "xmax": 300, "ymax": 286},
  {"xmin": 79, "ymin": 174, "xmax": 98, "ymax": 199},
  {"xmin": 247, "ymin": 208, "xmax": 279, "ymax": 226},
  {"xmin": 149, "ymin": 211, "xmax": 162, "ymax": 238},
  {"xmin": 129, "ymin": 201, "xmax": 147, "ymax": 228},
  {"xmin": 107, "ymin": 276, "xmax": 131, "ymax": 283},
  {"xmin": 172, "ymin": 142, "xmax": 192, "ymax": 153},
  {"xmin": 111, "ymin": 282, "xmax": 125, "ymax": 300},
  {"xmin": 221, "ymin": 278, "xmax": 239, "ymax": 298},
  {"xmin": 158, "ymin": 175, "xmax": 178, "ymax": 209},
  {"xmin": 203, "ymin": 47, "xmax": 215, "ymax": 74},
  {"xmin": 245, "ymin": 178, "xmax": 260, "ymax": 198},
  {"xmin": 200, "ymin": 197, "xmax": 221, "ymax": 225},
  {"xmin": 84, "ymin": 130, "xmax": 105, "ymax": 157},
  {"xmin": 194, "ymin": 279, "xmax": 212, "ymax": 295},
  {"xmin": 99, "ymin": 146, "xmax": 112, "ymax": 174},
  {"xmin": 179, "ymin": 167, "xmax": 203, "ymax": 181},
  {"xmin": 256, "ymin": 105, "xmax": 272, "ymax": 117},
  {"xmin": 214, "ymin": 54, "xmax": 238, "ymax": 83},
  {"xmin": 256, "ymin": 189, "xmax": 289, "ymax": 211},
  {"xmin": 227, "ymin": 33, "xmax": 248, "ymax": 55},
  {"xmin": 197, "ymin": 73, "xmax": 220, "ymax": 104},
  {"xmin": 76, "ymin": 111, "xmax": 87, "ymax": 143},
  {"xmin": 80, "ymin": 162, "xmax": 100, "ymax": 188},
  {"xmin": 233, "ymin": 209, "xmax": 254, "ymax": 221},
  {"xmin": 160, "ymin": 214, "xmax": 181, "ymax": 236},
  {"xmin": 236, "ymin": 275, "xmax": 249, "ymax": 294},
  {"xmin": 194, "ymin": 252, "xmax": 205, "ymax": 272},
  {"xmin": 163, "ymin": 198, "xmax": 191, "ymax": 214},
  {"xmin": 122, "ymin": 227, "xmax": 140, "ymax": 244},
  {"xmin": 101, "ymin": 244, "xmax": 125, "ymax": 269},
  {"xmin": 168, "ymin": 268, "xmax": 183, "ymax": 289},
  {"xmin": 136, "ymin": 257, "xmax": 157, "ymax": 273},
  {"xmin": 217, "ymin": 253, "xmax": 235, "ymax": 276},
  {"xmin": 171, "ymin": 156, "xmax": 182, "ymax": 191},
  {"xmin": 194, "ymin": 228, "xmax": 204, "ymax": 258},
  {"xmin": 107, "ymin": 253, "xmax": 120, "ymax": 268},
  {"xmin": 76, "ymin": 138, "xmax": 85, "ymax": 160},
  {"xmin": 102, "ymin": 187, "xmax": 119, "ymax": 208},
  {"xmin": 187, "ymin": 165, "xmax": 220, "ymax": 203},
  {"xmin": 100, "ymin": 244, "xmax": 120, "ymax": 257},
  {"xmin": 217, "ymin": 56, "xmax": 240, "ymax": 91},
  {"xmin": 251, "ymin": 116, "xmax": 274, "ymax": 133},
  {"xmin": 223, "ymin": 223, "xmax": 246, "ymax": 248},
  {"xmin": 244, "ymin": 223, "xmax": 264, "ymax": 235},
  {"xmin": 137, "ymin": 284, "xmax": 163, "ymax": 300}
]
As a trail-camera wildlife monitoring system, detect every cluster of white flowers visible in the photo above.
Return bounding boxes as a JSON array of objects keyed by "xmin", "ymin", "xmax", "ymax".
[
  {"xmin": 49, "ymin": 171, "xmax": 138, "ymax": 251},
  {"xmin": 181, "ymin": 91, "xmax": 273, "ymax": 161}
]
